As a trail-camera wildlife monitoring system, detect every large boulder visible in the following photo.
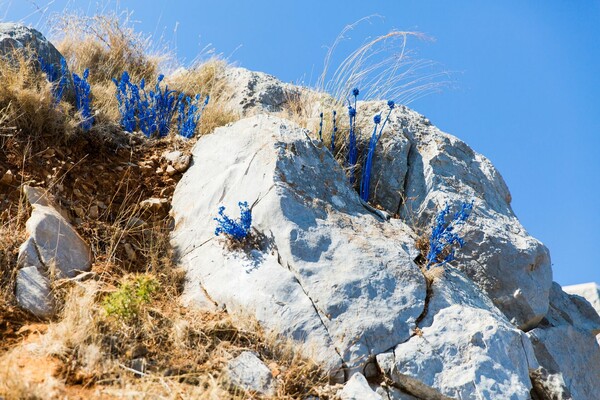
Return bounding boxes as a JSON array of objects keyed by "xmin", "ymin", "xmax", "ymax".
[
  {"xmin": 527, "ymin": 283, "xmax": 600, "ymax": 400},
  {"xmin": 376, "ymin": 269, "xmax": 537, "ymax": 400},
  {"xmin": 356, "ymin": 101, "xmax": 552, "ymax": 330},
  {"xmin": 171, "ymin": 114, "xmax": 427, "ymax": 381},
  {"xmin": 0, "ymin": 23, "xmax": 75, "ymax": 102}
]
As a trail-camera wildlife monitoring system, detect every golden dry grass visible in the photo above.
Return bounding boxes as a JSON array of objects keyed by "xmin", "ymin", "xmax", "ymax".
[
  {"xmin": 0, "ymin": 51, "xmax": 77, "ymax": 143},
  {"xmin": 167, "ymin": 59, "xmax": 239, "ymax": 136}
]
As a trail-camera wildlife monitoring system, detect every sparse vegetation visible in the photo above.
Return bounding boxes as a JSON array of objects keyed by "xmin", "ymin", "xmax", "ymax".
[{"xmin": 0, "ymin": 11, "xmax": 333, "ymax": 399}]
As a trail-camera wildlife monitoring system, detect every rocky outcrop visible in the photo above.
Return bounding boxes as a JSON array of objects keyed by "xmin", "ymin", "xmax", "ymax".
[
  {"xmin": 170, "ymin": 71, "xmax": 599, "ymax": 398},
  {"xmin": 356, "ymin": 101, "xmax": 552, "ymax": 331},
  {"xmin": 171, "ymin": 114, "xmax": 426, "ymax": 381},
  {"xmin": 0, "ymin": 23, "xmax": 75, "ymax": 102},
  {"xmin": 15, "ymin": 186, "xmax": 91, "ymax": 318},
  {"xmin": 223, "ymin": 67, "xmax": 300, "ymax": 115}
]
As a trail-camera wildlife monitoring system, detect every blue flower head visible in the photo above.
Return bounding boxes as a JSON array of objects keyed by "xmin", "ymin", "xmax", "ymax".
[
  {"xmin": 374, "ymin": 114, "xmax": 382, "ymax": 124},
  {"xmin": 348, "ymin": 106, "xmax": 356, "ymax": 118},
  {"xmin": 352, "ymin": 88, "xmax": 360, "ymax": 97},
  {"xmin": 387, "ymin": 100, "xmax": 395, "ymax": 110}
]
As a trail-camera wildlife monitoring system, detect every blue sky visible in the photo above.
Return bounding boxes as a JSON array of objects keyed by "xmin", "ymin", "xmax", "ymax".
[{"xmin": 2, "ymin": 1, "xmax": 599, "ymax": 286}]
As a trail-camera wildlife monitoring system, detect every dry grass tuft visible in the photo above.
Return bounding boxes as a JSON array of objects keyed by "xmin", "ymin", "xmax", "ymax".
[
  {"xmin": 52, "ymin": 13, "xmax": 162, "ymax": 85},
  {"xmin": 0, "ymin": 51, "xmax": 77, "ymax": 143},
  {"xmin": 168, "ymin": 59, "xmax": 239, "ymax": 136}
]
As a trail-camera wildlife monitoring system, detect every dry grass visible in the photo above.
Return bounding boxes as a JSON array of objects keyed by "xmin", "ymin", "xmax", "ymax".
[
  {"xmin": 0, "ymin": 51, "xmax": 77, "ymax": 143},
  {"xmin": 52, "ymin": 13, "xmax": 162, "ymax": 85},
  {"xmin": 168, "ymin": 59, "xmax": 239, "ymax": 136}
]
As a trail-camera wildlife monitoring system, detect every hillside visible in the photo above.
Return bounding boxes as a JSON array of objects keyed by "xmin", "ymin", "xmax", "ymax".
[{"xmin": 1, "ymin": 19, "xmax": 599, "ymax": 400}]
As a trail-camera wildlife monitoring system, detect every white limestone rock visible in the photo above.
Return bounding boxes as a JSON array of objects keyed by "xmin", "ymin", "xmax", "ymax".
[
  {"xmin": 338, "ymin": 373, "xmax": 382, "ymax": 400},
  {"xmin": 527, "ymin": 283, "xmax": 600, "ymax": 400},
  {"xmin": 171, "ymin": 114, "xmax": 426, "ymax": 380},
  {"xmin": 563, "ymin": 282, "xmax": 600, "ymax": 316},
  {"xmin": 15, "ymin": 266, "xmax": 54, "ymax": 318},
  {"xmin": 356, "ymin": 101, "xmax": 552, "ymax": 330},
  {"xmin": 377, "ymin": 269, "xmax": 537, "ymax": 400},
  {"xmin": 226, "ymin": 351, "xmax": 274, "ymax": 396},
  {"xmin": 26, "ymin": 201, "xmax": 91, "ymax": 279},
  {"xmin": 15, "ymin": 186, "xmax": 91, "ymax": 317},
  {"xmin": 223, "ymin": 67, "xmax": 300, "ymax": 115}
]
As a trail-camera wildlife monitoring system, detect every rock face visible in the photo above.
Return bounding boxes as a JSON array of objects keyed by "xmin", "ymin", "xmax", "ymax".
[
  {"xmin": 527, "ymin": 283, "xmax": 600, "ymax": 400},
  {"xmin": 15, "ymin": 186, "xmax": 91, "ymax": 318},
  {"xmin": 356, "ymin": 101, "xmax": 552, "ymax": 331},
  {"xmin": 223, "ymin": 67, "xmax": 300, "ymax": 115},
  {"xmin": 171, "ymin": 70, "xmax": 600, "ymax": 398},
  {"xmin": 0, "ymin": 23, "xmax": 75, "ymax": 102},
  {"xmin": 377, "ymin": 269, "xmax": 537, "ymax": 400},
  {"xmin": 171, "ymin": 114, "xmax": 426, "ymax": 380}
]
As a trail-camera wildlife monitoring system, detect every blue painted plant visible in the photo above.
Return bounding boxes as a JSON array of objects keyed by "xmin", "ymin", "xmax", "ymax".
[
  {"xmin": 139, "ymin": 74, "xmax": 179, "ymax": 137},
  {"xmin": 347, "ymin": 88, "xmax": 359, "ymax": 184},
  {"xmin": 426, "ymin": 201, "xmax": 474, "ymax": 269},
  {"xmin": 214, "ymin": 201, "xmax": 253, "ymax": 241},
  {"xmin": 39, "ymin": 57, "xmax": 69, "ymax": 104},
  {"xmin": 177, "ymin": 93, "xmax": 209, "ymax": 138},
  {"xmin": 359, "ymin": 100, "xmax": 395, "ymax": 202},
  {"xmin": 330, "ymin": 110, "xmax": 337, "ymax": 153},
  {"xmin": 112, "ymin": 71, "xmax": 140, "ymax": 132},
  {"xmin": 72, "ymin": 69, "xmax": 94, "ymax": 131},
  {"xmin": 318, "ymin": 112, "xmax": 324, "ymax": 142}
]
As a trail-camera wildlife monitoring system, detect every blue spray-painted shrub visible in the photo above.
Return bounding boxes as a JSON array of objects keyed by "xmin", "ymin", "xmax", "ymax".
[
  {"xmin": 72, "ymin": 69, "xmax": 94, "ymax": 131},
  {"xmin": 214, "ymin": 201, "xmax": 253, "ymax": 241},
  {"xmin": 330, "ymin": 110, "xmax": 337, "ymax": 153},
  {"xmin": 39, "ymin": 57, "xmax": 69, "ymax": 104},
  {"xmin": 359, "ymin": 100, "xmax": 395, "ymax": 202},
  {"xmin": 140, "ymin": 74, "xmax": 180, "ymax": 137},
  {"xmin": 177, "ymin": 94, "xmax": 209, "ymax": 138},
  {"xmin": 426, "ymin": 201, "xmax": 474, "ymax": 269},
  {"xmin": 112, "ymin": 71, "xmax": 140, "ymax": 132},
  {"xmin": 347, "ymin": 88, "xmax": 359, "ymax": 184}
]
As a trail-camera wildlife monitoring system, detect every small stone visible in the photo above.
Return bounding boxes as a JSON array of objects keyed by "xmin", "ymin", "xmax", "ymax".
[
  {"xmin": 155, "ymin": 167, "xmax": 164, "ymax": 174},
  {"xmin": 166, "ymin": 165, "xmax": 177, "ymax": 176},
  {"xmin": 139, "ymin": 198, "xmax": 169, "ymax": 213},
  {"xmin": 162, "ymin": 150, "xmax": 183, "ymax": 163},
  {"xmin": 130, "ymin": 358, "xmax": 146, "ymax": 376},
  {"xmin": 173, "ymin": 154, "xmax": 191, "ymax": 172},
  {"xmin": 0, "ymin": 169, "xmax": 14, "ymax": 185},
  {"xmin": 227, "ymin": 352, "xmax": 275, "ymax": 396},
  {"xmin": 124, "ymin": 243, "xmax": 136, "ymax": 261},
  {"xmin": 89, "ymin": 205, "xmax": 99, "ymax": 219}
]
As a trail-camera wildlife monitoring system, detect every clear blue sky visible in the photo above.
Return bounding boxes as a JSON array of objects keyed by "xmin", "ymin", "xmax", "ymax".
[{"xmin": 2, "ymin": 1, "xmax": 599, "ymax": 286}]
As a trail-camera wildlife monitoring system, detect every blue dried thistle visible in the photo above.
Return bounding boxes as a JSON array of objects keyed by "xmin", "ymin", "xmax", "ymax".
[
  {"xmin": 318, "ymin": 112, "xmax": 324, "ymax": 141},
  {"xmin": 347, "ymin": 88, "xmax": 360, "ymax": 184},
  {"xmin": 330, "ymin": 110, "xmax": 337, "ymax": 153},
  {"xmin": 359, "ymin": 100, "xmax": 396, "ymax": 202}
]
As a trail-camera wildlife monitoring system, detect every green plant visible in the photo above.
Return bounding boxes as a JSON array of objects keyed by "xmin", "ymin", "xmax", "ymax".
[{"xmin": 102, "ymin": 274, "xmax": 159, "ymax": 320}]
